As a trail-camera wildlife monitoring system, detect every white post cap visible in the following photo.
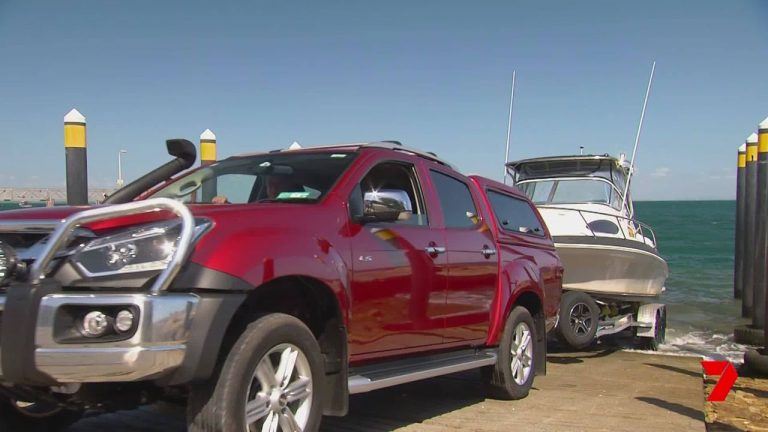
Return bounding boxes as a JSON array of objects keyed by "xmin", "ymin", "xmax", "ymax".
[
  {"xmin": 739, "ymin": 143, "xmax": 747, "ymax": 152},
  {"xmin": 200, "ymin": 129, "xmax": 216, "ymax": 141},
  {"xmin": 747, "ymin": 133, "xmax": 758, "ymax": 143},
  {"xmin": 288, "ymin": 141, "xmax": 302, "ymax": 150},
  {"xmin": 760, "ymin": 116, "xmax": 768, "ymax": 129},
  {"xmin": 64, "ymin": 108, "xmax": 86, "ymax": 123}
]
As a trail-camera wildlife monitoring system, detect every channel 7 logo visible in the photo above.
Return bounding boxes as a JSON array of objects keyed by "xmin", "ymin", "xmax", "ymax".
[{"xmin": 701, "ymin": 361, "xmax": 738, "ymax": 402}]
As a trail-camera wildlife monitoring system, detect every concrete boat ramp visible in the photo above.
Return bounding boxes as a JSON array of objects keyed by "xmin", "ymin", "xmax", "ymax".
[{"xmin": 68, "ymin": 349, "xmax": 705, "ymax": 432}]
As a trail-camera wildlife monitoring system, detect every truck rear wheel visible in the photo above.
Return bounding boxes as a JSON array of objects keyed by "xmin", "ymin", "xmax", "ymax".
[
  {"xmin": 187, "ymin": 313, "xmax": 324, "ymax": 432},
  {"xmin": 484, "ymin": 306, "xmax": 537, "ymax": 400},
  {"xmin": 556, "ymin": 291, "xmax": 599, "ymax": 350}
]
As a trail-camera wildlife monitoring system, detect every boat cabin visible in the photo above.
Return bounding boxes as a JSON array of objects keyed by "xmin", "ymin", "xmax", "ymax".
[{"xmin": 506, "ymin": 155, "xmax": 634, "ymax": 218}]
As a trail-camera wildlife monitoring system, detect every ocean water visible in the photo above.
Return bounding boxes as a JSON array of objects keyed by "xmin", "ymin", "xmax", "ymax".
[
  {"xmin": 635, "ymin": 200, "xmax": 751, "ymax": 362},
  {"xmin": 0, "ymin": 200, "xmax": 753, "ymax": 360},
  {"xmin": 0, "ymin": 201, "xmax": 52, "ymax": 210}
]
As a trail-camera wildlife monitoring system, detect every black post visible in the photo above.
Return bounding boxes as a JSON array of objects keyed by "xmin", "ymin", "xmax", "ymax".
[
  {"xmin": 200, "ymin": 129, "xmax": 217, "ymax": 203},
  {"xmin": 735, "ymin": 146, "xmax": 746, "ymax": 298},
  {"xmin": 756, "ymin": 124, "xmax": 768, "ymax": 330},
  {"xmin": 64, "ymin": 109, "xmax": 88, "ymax": 206},
  {"xmin": 743, "ymin": 135, "xmax": 758, "ymax": 318},
  {"xmin": 744, "ymin": 118, "xmax": 768, "ymax": 377}
]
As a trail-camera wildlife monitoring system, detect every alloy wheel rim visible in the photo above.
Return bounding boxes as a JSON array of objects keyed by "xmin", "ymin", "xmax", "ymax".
[
  {"xmin": 510, "ymin": 321, "xmax": 533, "ymax": 385},
  {"xmin": 569, "ymin": 303, "xmax": 593, "ymax": 336},
  {"xmin": 245, "ymin": 343, "xmax": 313, "ymax": 432}
]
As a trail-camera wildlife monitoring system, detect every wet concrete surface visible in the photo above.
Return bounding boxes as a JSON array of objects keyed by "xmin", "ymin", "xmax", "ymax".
[{"xmin": 65, "ymin": 348, "xmax": 705, "ymax": 432}]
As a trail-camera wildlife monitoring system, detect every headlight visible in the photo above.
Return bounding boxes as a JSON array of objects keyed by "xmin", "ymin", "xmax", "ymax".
[
  {"xmin": 70, "ymin": 219, "xmax": 209, "ymax": 278},
  {"xmin": 0, "ymin": 241, "xmax": 18, "ymax": 286}
]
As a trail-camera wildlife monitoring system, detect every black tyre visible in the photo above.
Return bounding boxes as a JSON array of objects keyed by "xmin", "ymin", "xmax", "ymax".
[
  {"xmin": 556, "ymin": 291, "xmax": 599, "ymax": 350},
  {"xmin": 484, "ymin": 306, "xmax": 538, "ymax": 400},
  {"xmin": 187, "ymin": 313, "xmax": 324, "ymax": 432},
  {"xmin": 0, "ymin": 398, "xmax": 82, "ymax": 432}
]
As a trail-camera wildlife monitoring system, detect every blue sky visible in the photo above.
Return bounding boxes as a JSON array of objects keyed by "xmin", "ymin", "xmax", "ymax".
[{"xmin": 0, "ymin": 0, "xmax": 766, "ymax": 200}]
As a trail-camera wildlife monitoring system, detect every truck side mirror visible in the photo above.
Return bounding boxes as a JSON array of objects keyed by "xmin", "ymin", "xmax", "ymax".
[
  {"xmin": 362, "ymin": 189, "xmax": 412, "ymax": 223},
  {"xmin": 350, "ymin": 187, "xmax": 413, "ymax": 224}
]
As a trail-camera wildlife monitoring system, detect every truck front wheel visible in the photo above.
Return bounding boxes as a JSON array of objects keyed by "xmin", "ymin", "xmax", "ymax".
[
  {"xmin": 484, "ymin": 306, "xmax": 537, "ymax": 400},
  {"xmin": 187, "ymin": 313, "xmax": 324, "ymax": 432}
]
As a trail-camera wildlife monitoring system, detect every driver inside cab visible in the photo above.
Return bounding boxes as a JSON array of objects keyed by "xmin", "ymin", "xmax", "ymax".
[{"xmin": 211, "ymin": 175, "xmax": 304, "ymax": 204}]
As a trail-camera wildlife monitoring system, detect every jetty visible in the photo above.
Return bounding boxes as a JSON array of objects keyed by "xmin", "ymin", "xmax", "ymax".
[{"xmin": 0, "ymin": 187, "xmax": 112, "ymax": 204}]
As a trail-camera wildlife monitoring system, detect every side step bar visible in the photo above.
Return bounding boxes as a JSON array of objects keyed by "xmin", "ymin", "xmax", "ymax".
[{"xmin": 348, "ymin": 349, "xmax": 497, "ymax": 394}]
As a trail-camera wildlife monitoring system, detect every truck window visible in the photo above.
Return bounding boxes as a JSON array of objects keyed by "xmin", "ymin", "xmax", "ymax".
[
  {"xmin": 356, "ymin": 162, "xmax": 428, "ymax": 226},
  {"xmin": 148, "ymin": 152, "xmax": 355, "ymax": 204},
  {"xmin": 429, "ymin": 170, "xmax": 479, "ymax": 228},
  {"xmin": 487, "ymin": 190, "xmax": 545, "ymax": 236},
  {"xmin": 214, "ymin": 174, "xmax": 257, "ymax": 203}
]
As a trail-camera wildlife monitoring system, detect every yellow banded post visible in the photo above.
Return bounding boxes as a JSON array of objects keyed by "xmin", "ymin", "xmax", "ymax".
[
  {"xmin": 63, "ymin": 109, "xmax": 88, "ymax": 205},
  {"xmin": 754, "ymin": 118, "xmax": 768, "ymax": 332},
  {"xmin": 735, "ymin": 144, "xmax": 747, "ymax": 299},
  {"xmin": 200, "ymin": 129, "xmax": 217, "ymax": 202},
  {"xmin": 741, "ymin": 133, "xmax": 759, "ymax": 320},
  {"xmin": 200, "ymin": 129, "xmax": 217, "ymax": 166}
]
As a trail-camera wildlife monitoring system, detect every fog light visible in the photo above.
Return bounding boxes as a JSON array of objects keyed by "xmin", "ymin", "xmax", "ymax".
[
  {"xmin": 81, "ymin": 311, "xmax": 109, "ymax": 337},
  {"xmin": 114, "ymin": 309, "xmax": 135, "ymax": 333}
]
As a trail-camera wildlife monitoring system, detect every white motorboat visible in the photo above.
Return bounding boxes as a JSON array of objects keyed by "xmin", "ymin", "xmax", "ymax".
[
  {"xmin": 506, "ymin": 154, "xmax": 669, "ymax": 349},
  {"xmin": 507, "ymin": 154, "xmax": 668, "ymax": 299}
]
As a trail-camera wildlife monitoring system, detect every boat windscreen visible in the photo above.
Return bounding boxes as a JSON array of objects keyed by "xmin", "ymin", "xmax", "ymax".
[
  {"xmin": 519, "ymin": 178, "xmax": 623, "ymax": 210},
  {"xmin": 513, "ymin": 158, "xmax": 623, "ymax": 183}
]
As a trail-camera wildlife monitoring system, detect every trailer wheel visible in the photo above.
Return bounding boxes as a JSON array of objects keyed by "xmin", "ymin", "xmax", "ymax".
[
  {"xmin": 187, "ymin": 313, "xmax": 324, "ymax": 432},
  {"xmin": 556, "ymin": 291, "xmax": 599, "ymax": 350},
  {"xmin": 0, "ymin": 398, "xmax": 82, "ymax": 432},
  {"xmin": 641, "ymin": 308, "xmax": 666, "ymax": 351},
  {"xmin": 484, "ymin": 305, "xmax": 537, "ymax": 400}
]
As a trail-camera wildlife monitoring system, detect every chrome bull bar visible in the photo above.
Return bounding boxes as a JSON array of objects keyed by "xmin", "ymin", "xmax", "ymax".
[
  {"xmin": 12, "ymin": 198, "xmax": 196, "ymax": 295},
  {"xmin": 0, "ymin": 198, "xmax": 197, "ymax": 382}
]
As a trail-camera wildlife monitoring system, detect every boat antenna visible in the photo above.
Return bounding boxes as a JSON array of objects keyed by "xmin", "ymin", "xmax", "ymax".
[
  {"xmin": 621, "ymin": 61, "xmax": 656, "ymax": 215},
  {"xmin": 502, "ymin": 70, "xmax": 516, "ymax": 184}
]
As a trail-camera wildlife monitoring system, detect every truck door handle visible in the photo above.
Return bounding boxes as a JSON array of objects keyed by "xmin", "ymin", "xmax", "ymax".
[
  {"xmin": 424, "ymin": 246, "xmax": 446, "ymax": 255},
  {"xmin": 481, "ymin": 247, "xmax": 497, "ymax": 258}
]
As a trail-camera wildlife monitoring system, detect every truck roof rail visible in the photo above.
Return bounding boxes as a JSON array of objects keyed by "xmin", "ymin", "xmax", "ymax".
[
  {"xmin": 256, "ymin": 140, "xmax": 455, "ymax": 169},
  {"xmin": 361, "ymin": 141, "xmax": 454, "ymax": 169}
]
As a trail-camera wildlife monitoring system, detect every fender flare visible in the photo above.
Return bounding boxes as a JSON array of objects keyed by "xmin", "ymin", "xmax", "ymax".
[{"xmin": 489, "ymin": 259, "xmax": 545, "ymax": 345}]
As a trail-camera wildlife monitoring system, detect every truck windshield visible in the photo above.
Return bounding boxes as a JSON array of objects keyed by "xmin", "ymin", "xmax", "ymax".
[{"xmin": 148, "ymin": 151, "xmax": 357, "ymax": 204}]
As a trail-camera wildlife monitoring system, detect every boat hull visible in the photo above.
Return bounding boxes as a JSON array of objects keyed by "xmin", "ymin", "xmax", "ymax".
[{"xmin": 553, "ymin": 236, "xmax": 668, "ymax": 299}]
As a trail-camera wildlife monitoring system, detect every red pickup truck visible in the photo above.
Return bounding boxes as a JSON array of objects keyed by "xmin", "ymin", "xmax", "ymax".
[{"xmin": 0, "ymin": 140, "xmax": 562, "ymax": 431}]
